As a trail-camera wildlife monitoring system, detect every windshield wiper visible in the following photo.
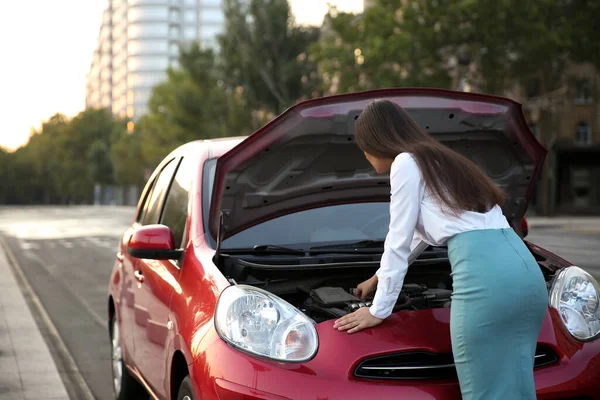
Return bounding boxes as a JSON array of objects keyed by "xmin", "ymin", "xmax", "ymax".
[
  {"xmin": 224, "ymin": 244, "xmax": 306, "ymax": 256},
  {"xmin": 308, "ymin": 240, "xmax": 385, "ymax": 253}
]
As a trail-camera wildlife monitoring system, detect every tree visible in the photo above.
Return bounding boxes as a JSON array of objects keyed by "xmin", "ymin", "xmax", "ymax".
[
  {"xmin": 561, "ymin": 0, "xmax": 600, "ymax": 71},
  {"xmin": 310, "ymin": 1, "xmax": 453, "ymax": 95},
  {"xmin": 51, "ymin": 108, "xmax": 121, "ymax": 203},
  {"xmin": 310, "ymin": 0, "xmax": 576, "ymax": 95},
  {"xmin": 137, "ymin": 44, "xmax": 255, "ymax": 167},
  {"xmin": 87, "ymin": 140, "xmax": 115, "ymax": 185},
  {"xmin": 111, "ymin": 130, "xmax": 145, "ymax": 187},
  {"xmin": 25, "ymin": 114, "xmax": 70, "ymax": 203},
  {"xmin": 218, "ymin": 0, "xmax": 321, "ymax": 114},
  {"xmin": 436, "ymin": 0, "xmax": 569, "ymax": 94}
]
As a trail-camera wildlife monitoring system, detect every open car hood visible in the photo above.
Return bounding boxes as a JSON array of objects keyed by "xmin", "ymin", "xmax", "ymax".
[{"xmin": 209, "ymin": 88, "xmax": 546, "ymax": 241}]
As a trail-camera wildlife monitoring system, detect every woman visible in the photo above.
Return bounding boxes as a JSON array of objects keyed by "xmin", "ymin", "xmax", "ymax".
[{"xmin": 332, "ymin": 100, "xmax": 548, "ymax": 399}]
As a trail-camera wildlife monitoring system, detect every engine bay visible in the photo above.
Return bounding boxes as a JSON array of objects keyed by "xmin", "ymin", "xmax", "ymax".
[
  {"xmin": 218, "ymin": 250, "xmax": 458, "ymax": 323},
  {"xmin": 298, "ymin": 283, "xmax": 453, "ymax": 323},
  {"xmin": 216, "ymin": 239, "xmax": 558, "ymax": 324}
]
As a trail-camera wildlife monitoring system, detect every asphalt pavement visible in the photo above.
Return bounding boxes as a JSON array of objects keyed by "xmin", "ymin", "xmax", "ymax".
[
  {"xmin": 0, "ymin": 206, "xmax": 134, "ymax": 400},
  {"xmin": 0, "ymin": 205, "xmax": 598, "ymax": 400}
]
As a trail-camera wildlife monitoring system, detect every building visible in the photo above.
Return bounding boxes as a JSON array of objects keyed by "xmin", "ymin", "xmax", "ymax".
[
  {"xmin": 85, "ymin": 0, "xmax": 225, "ymax": 129},
  {"xmin": 85, "ymin": 6, "xmax": 114, "ymax": 110},
  {"xmin": 519, "ymin": 63, "xmax": 600, "ymax": 215},
  {"xmin": 363, "ymin": 0, "xmax": 376, "ymax": 10}
]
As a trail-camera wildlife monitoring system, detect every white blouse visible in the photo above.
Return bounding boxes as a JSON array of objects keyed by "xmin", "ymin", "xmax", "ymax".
[{"xmin": 369, "ymin": 152, "xmax": 510, "ymax": 319}]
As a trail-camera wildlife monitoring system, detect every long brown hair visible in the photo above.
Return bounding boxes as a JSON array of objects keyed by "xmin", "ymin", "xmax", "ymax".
[{"xmin": 354, "ymin": 99, "xmax": 505, "ymax": 214}]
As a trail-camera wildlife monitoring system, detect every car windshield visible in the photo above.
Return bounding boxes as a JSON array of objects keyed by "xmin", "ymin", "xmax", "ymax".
[{"xmin": 203, "ymin": 158, "xmax": 390, "ymax": 249}]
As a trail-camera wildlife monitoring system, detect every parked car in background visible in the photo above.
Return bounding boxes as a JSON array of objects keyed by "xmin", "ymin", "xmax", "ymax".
[{"xmin": 108, "ymin": 88, "xmax": 600, "ymax": 400}]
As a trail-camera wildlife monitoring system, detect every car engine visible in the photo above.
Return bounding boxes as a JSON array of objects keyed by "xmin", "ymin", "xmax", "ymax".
[{"xmin": 297, "ymin": 284, "xmax": 453, "ymax": 322}]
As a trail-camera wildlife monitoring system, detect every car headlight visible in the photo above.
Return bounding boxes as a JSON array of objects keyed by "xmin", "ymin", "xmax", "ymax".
[
  {"xmin": 549, "ymin": 266, "xmax": 600, "ymax": 341},
  {"xmin": 215, "ymin": 285, "xmax": 319, "ymax": 362}
]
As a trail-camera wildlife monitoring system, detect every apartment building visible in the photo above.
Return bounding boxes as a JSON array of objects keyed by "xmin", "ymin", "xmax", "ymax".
[{"xmin": 85, "ymin": 0, "xmax": 225, "ymax": 129}]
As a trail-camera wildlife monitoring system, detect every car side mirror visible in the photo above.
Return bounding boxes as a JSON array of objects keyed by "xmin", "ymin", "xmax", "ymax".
[
  {"xmin": 128, "ymin": 224, "xmax": 183, "ymax": 260},
  {"xmin": 520, "ymin": 217, "xmax": 529, "ymax": 239}
]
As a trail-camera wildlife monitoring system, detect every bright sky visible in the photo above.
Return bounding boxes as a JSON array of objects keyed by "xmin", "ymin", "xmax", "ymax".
[{"xmin": 0, "ymin": 0, "xmax": 362, "ymax": 151}]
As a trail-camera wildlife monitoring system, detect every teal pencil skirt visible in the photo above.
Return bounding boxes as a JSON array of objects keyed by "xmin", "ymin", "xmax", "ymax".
[{"xmin": 447, "ymin": 228, "xmax": 548, "ymax": 400}]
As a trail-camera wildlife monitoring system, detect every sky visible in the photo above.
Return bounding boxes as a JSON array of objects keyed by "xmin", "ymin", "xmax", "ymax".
[{"xmin": 0, "ymin": 0, "xmax": 363, "ymax": 151}]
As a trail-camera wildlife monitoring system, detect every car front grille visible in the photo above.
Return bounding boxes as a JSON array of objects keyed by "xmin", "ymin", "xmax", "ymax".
[{"xmin": 353, "ymin": 346, "xmax": 558, "ymax": 380}]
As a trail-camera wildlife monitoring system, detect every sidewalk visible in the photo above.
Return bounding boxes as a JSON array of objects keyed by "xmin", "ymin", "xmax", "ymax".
[{"xmin": 0, "ymin": 246, "xmax": 69, "ymax": 399}]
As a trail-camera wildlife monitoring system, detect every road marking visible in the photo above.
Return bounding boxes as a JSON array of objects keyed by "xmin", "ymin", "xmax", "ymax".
[
  {"xmin": 21, "ymin": 248, "xmax": 107, "ymax": 329},
  {"xmin": 60, "ymin": 240, "xmax": 74, "ymax": 248},
  {"xmin": 19, "ymin": 240, "xmax": 39, "ymax": 250},
  {"xmin": 0, "ymin": 236, "xmax": 95, "ymax": 400}
]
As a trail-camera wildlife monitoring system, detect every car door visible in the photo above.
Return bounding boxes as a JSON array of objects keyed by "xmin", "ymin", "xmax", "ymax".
[
  {"xmin": 133, "ymin": 157, "xmax": 193, "ymax": 397},
  {"xmin": 118, "ymin": 174, "xmax": 158, "ymax": 367}
]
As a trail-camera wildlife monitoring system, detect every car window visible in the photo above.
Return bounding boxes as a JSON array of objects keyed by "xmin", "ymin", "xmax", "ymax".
[
  {"xmin": 202, "ymin": 158, "xmax": 391, "ymax": 249},
  {"xmin": 160, "ymin": 157, "xmax": 194, "ymax": 248},
  {"xmin": 141, "ymin": 159, "xmax": 178, "ymax": 226},
  {"xmin": 136, "ymin": 176, "xmax": 158, "ymax": 223}
]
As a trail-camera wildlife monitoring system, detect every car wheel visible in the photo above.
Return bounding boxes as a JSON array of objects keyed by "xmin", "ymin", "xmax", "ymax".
[
  {"xmin": 110, "ymin": 314, "xmax": 147, "ymax": 400},
  {"xmin": 177, "ymin": 375, "xmax": 195, "ymax": 400}
]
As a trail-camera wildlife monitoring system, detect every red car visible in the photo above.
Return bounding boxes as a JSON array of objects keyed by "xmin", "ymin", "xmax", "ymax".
[{"xmin": 108, "ymin": 88, "xmax": 600, "ymax": 400}]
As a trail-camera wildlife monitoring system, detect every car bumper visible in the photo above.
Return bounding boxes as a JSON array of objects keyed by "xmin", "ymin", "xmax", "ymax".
[{"xmin": 192, "ymin": 336, "xmax": 600, "ymax": 400}]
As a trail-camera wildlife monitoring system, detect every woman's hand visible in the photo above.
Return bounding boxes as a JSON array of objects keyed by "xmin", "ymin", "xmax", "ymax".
[
  {"xmin": 333, "ymin": 307, "xmax": 383, "ymax": 333},
  {"xmin": 356, "ymin": 275, "xmax": 378, "ymax": 299}
]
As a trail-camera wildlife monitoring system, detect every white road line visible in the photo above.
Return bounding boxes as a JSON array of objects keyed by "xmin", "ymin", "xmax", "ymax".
[
  {"xmin": 19, "ymin": 241, "xmax": 39, "ymax": 250},
  {"xmin": 21, "ymin": 250, "xmax": 106, "ymax": 329},
  {"xmin": 60, "ymin": 240, "xmax": 74, "ymax": 248}
]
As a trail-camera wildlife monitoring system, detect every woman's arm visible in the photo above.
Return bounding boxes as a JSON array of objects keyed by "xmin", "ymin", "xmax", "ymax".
[
  {"xmin": 369, "ymin": 154, "xmax": 424, "ymax": 319},
  {"xmin": 364, "ymin": 233, "xmax": 426, "ymax": 286}
]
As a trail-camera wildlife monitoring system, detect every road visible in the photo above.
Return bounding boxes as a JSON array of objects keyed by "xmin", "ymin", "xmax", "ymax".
[
  {"xmin": 0, "ymin": 206, "xmax": 135, "ymax": 400},
  {"xmin": 0, "ymin": 206, "xmax": 598, "ymax": 400}
]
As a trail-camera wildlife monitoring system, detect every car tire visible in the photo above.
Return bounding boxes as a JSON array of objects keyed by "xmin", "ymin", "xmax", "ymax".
[
  {"xmin": 110, "ymin": 314, "xmax": 147, "ymax": 400},
  {"xmin": 177, "ymin": 375, "xmax": 195, "ymax": 400}
]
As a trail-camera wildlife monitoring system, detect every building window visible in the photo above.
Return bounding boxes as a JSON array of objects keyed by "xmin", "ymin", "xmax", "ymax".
[
  {"xmin": 128, "ymin": 6, "xmax": 169, "ymax": 22},
  {"xmin": 200, "ymin": 24, "xmax": 222, "ymax": 41},
  {"xmin": 170, "ymin": 24, "xmax": 181, "ymax": 38},
  {"xmin": 128, "ymin": 56, "xmax": 169, "ymax": 72},
  {"xmin": 169, "ymin": 42, "xmax": 179, "ymax": 57},
  {"xmin": 201, "ymin": 7, "xmax": 223, "ymax": 23},
  {"xmin": 128, "ymin": 22, "xmax": 169, "ymax": 38},
  {"xmin": 128, "ymin": 71, "xmax": 166, "ymax": 88},
  {"xmin": 184, "ymin": 25, "xmax": 197, "ymax": 40},
  {"xmin": 575, "ymin": 79, "xmax": 593, "ymax": 104},
  {"xmin": 128, "ymin": 39, "xmax": 169, "ymax": 55},
  {"xmin": 170, "ymin": 7, "xmax": 180, "ymax": 20},
  {"xmin": 184, "ymin": 10, "xmax": 198, "ymax": 23},
  {"xmin": 575, "ymin": 121, "xmax": 592, "ymax": 145}
]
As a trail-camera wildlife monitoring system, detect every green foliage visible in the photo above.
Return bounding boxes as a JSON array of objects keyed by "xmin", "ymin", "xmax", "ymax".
[
  {"xmin": 218, "ymin": 0, "xmax": 321, "ymax": 114},
  {"xmin": 2, "ymin": 0, "xmax": 598, "ymax": 205},
  {"xmin": 136, "ymin": 44, "xmax": 256, "ymax": 166},
  {"xmin": 310, "ymin": 1, "xmax": 453, "ymax": 94},
  {"xmin": 87, "ymin": 140, "xmax": 115, "ymax": 185},
  {"xmin": 0, "ymin": 109, "xmax": 125, "ymax": 204},
  {"xmin": 111, "ymin": 130, "xmax": 145, "ymax": 186},
  {"xmin": 311, "ymin": 0, "xmax": 597, "ymax": 95}
]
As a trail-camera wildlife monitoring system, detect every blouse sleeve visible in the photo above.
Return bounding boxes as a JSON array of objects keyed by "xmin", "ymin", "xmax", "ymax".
[{"xmin": 369, "ymin": 153, "xmax": 425, "ymax": 319}]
